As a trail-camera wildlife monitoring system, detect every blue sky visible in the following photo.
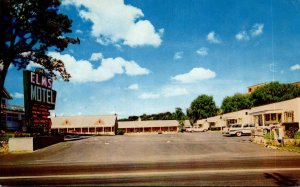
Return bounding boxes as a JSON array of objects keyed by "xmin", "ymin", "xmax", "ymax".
[{"xmin": 5, "ymin": 0, "xmax": 300, "ymax": 118}]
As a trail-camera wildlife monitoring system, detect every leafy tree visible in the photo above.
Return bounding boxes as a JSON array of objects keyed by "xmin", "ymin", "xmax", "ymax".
[
  {"xmin": 187, "ymin": 94, "xmax": 218, "ymax": 124},
  {"xmin": 140, "ymin": 113, "xmax": 148, "ymax": 121},
  {"xmin": 128, "ymin": 116, "xmax": 139, "ymax": 121},
  {"xmin": 173, "ymin": 107, "xmax": 187, "ymax": 132},
  {"xmin": 0, "ymin": 0, "xmax": 79, "ymax": 100},
  {"xmin": 221, "ymin": 93, "xmax": 252, "ymax": 113},
  {"xmin": 139, "ymin": 112, "xmax": 175, "ymax": 121},
  {"xmin": 250, "ymin": 82, "xmax": 300, "ymax": 106},
  {"xmin": 173, "ymin": 107, "xmax": 186, "ymax": 121}
]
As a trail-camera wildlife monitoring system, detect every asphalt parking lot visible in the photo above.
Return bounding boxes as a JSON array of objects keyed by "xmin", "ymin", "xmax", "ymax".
[{"xmin": 1, "ymin": 131, "xmax": 298, "ymax": 165}]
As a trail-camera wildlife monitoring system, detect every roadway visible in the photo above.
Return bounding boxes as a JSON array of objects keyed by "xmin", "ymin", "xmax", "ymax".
[{"xmin": 0, "ymin": 132, "xmax": 300, "ymax": 186}]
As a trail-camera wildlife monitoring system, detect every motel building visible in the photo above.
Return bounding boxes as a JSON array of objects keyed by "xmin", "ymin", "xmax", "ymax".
[
  {"xmin": 196, "ymin": 110, "xmax": 251, "ymax": 130},
  {"xmin": 50, "ymin": 115, "xmax": 118, "ymax": 135},
  {"xmin": 118, "ymin": 120, "xmax": 191, "ymax": 134},
  {"xmin": 195, "ymin": 98, "xmax": 300, "ymax": 134},
  {"xmin": 249, "ymin": 97, "xmax": 300, "ymax": 132},
  {"xmin": 0, "ymin": 88, "xmax": 25, "ymax": 131}
]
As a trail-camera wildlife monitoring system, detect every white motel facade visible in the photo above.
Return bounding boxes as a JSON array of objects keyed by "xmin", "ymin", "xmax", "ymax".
[
  {"xmin": 50, "ymin": 97, "xmax": 300, "ymax": 136},
  {"xmin": 197, "ymin": 97, "xmax": 300, "ymax": 132}
]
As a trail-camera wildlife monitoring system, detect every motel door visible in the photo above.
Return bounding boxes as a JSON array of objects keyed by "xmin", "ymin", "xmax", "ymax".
[{"xmin": 254, "ymin": 115, "xmax": 263, "ymax": 126}]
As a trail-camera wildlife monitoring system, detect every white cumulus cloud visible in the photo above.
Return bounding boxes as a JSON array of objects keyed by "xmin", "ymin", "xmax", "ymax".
[
  {"xmin": 26, "ymin": 62, "xmax": 42, "ymax": 70},
  {"xmin": 63, "ymin": 0, "xmax": 163, "ymax": 47},
  {"xmin": 291, "ymin": 64, "xmax": 300, "ymax": 71},
  {"xmin": 171, "ymin": 67, "xmax": 216, "ymax": 83},
  {"xmin": 235, "ymin": 31, "xmax": 249, "ymax": 41},
  {"xmin": 128, "ymin": 84, "xmax": 139, "ymax": 90},
  {"xmin": 196, "ymin": 47, "xmax": 208, "ymax": 56},
  {"xmin": 12, "ymin": 92, "xmax": 24, "ymax": 99},
  {"xmin": 75, "ymin": 29, "xmax": 83, "ymax": 34},
  {"xmin": 250, "ymin": 23, "xmax": 264, "ymax": 37},
  {"xmin": 235, "ymin": 23, "xmax": 264, "ymax": 41},
  {"xmin": 207, "ymin": 31, "xmax": 222, "ymax": 44},
  {"xmin": 49, "ymin": 52, "xmax": 149, "ymax": 83},
  {"xmin": 90, "ymin": 52, "xmax": 103, "ymax": 61},
  {"xmin": 174, "ymin": 52, "xmax": 183, "ymax": 60}
]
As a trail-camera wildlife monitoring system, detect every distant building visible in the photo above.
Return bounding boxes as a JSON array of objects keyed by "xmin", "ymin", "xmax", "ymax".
[
  {"xmin": 118, "ymin": 120, "xmax": 189, "ymax": 134},
  {"xmin": 293, "ymin": 81, "xmax": 300, "ymax": 87},
  {"xmin": 196, "ymin": 110, "xmax": 253, "ymax": 130},
  {"xmin": 0, "ymin": 88, "xmax": 25, "ymax": 131},
  {"xmin": 50, "ymin": 115, "xmax": 118, "ymax": 135},
  {"xmin": 247, "ymin": 81, "xmax": 300, "ymax": 93},
  {"xmin": 196, "ymin": 97, "xmax": 300, "ymax": 134},
  {"xmin": 247, "ymin": 82, "xmax": 268, "ymax": 93}
]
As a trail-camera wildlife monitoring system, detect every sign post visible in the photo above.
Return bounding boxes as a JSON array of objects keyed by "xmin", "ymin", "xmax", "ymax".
[{"xmin": 23, "ymin": 69, "xmax": 57, "ymax": 135}]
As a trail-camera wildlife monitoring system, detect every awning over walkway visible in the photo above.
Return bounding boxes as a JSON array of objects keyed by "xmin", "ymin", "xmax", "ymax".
[{"xmin": 249, "ymin": 109, "xmax": 283, "ymax": 115}]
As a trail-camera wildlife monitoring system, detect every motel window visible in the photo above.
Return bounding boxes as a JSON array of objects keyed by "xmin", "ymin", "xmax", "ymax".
[
  {"xmin": 278, "ymin": 114, "xmax": 282, "ymax": 122},
  {"xmin": 284, "ymin": 111, "xmax": 294, "ymax": 123},
  {"xmin": 264, "ymin": 113, "xmax": 282, "ymax": 124},
  {"xmin": 227, "ymin": 119, "xmax": 237, "ymax": 125},
  {"xmin": 271, "ymin": 114, "xmax": 276, "ymax": 121},
  {"xmin": 1, "ymin": 99, "xmax": 6, "ymax": 106},
  {"xmin": 6, "ymin": 113, "xmax": 19, "ymax": 121},
  {"xmin": 265, "ymin": 114, "xmax": 270, "ymax": 121}
]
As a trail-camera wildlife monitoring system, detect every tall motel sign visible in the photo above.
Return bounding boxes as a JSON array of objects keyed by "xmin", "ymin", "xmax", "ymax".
[{"xmin": 23, "ymin": 69, "xmax": 56, "ymax": 134}]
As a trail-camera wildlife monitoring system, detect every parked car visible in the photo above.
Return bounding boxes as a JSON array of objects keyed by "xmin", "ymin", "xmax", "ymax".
[
  {"xmin": 186, "ymin": 127, "xmax": 208, "ymax": 133},
  {"xmin": 222, "ymin": 124, "xmax": 255, "ymax": 137}
]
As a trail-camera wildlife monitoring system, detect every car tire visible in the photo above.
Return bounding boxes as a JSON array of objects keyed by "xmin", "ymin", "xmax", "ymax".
[{"xmin": 236, "ymin": 132, "xmax": 242, "ymax": 137}]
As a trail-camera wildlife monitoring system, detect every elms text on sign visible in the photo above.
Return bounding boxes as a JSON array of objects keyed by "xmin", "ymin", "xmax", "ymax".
[
  {"xmin": 25, "ymin": 71, "xmax": 56, "ymax": 108},
  {"xmin": 30, "ymin": 72, "xmax": 55, "ymax": 105}
]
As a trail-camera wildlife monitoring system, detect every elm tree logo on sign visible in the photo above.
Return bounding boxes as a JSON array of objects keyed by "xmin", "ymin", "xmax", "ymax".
[{"xmin": 23, "ymin": 70, "xmax": 57, "ymax": 130}]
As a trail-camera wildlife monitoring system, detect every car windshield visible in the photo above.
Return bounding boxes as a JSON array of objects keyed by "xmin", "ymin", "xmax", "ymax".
[{"xmin": 231, "ymin": 124, "xmax": 242, "ymax": 128}]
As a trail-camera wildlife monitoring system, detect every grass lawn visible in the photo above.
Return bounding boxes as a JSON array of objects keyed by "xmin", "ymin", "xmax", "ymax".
[{"xmin": 280, "ymin": 146, "xmax": 300, "ymax": 153}]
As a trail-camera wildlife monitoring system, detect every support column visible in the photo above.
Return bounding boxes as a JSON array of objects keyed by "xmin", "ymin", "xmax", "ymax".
[{"xmin": 262, "ymin": 114, "xmax": 265, "ymax": 126}]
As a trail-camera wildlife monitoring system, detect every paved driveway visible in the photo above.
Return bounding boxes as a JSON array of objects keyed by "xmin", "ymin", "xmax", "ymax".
[{"xmin": 1, "ymin": 132, "xmax": 298, "ymax": 165}]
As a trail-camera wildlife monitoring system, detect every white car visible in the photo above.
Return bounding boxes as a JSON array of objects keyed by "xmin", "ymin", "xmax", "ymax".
[
  {"xmin": 222, "ymin": 124, "xmax": 255, "ymax": 137},
  {"xmin": 186, "ymin": 127, "xmax": 208, "ymax": 132}
]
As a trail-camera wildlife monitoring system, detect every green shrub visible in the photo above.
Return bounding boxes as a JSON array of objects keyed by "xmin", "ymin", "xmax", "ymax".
[
  {"xmin": 294, "ymin": 131, "xmax": 300, "ymax": 139},
  {"xmin": 0, "ymin": 134, "xmax": 13, "ymax": 142},
  {"xmin": 264, "ymin": 131, "xmax": 274, "ymax": 140}
]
